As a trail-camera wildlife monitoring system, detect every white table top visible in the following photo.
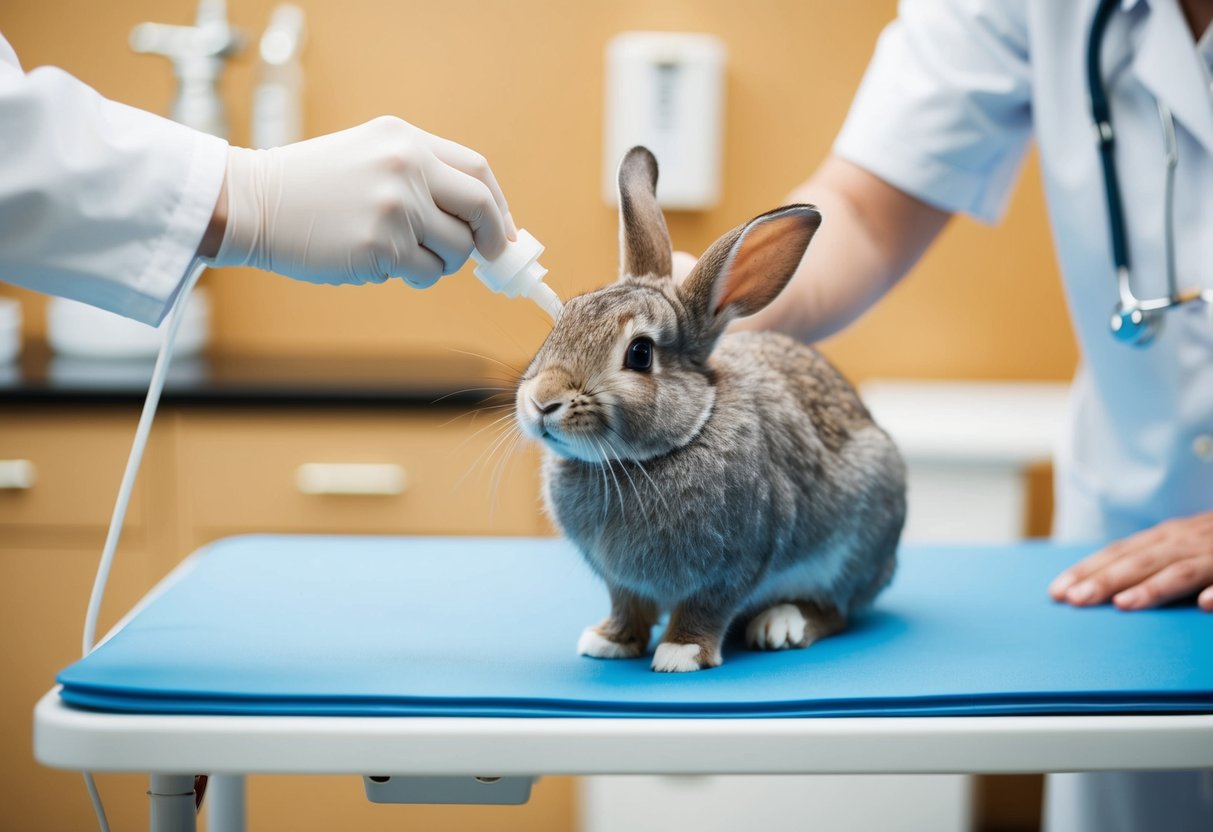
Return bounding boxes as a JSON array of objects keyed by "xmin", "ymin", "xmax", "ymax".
[{"xmin": 35, "ymin": 689, "xmax": 1213, "ymax": 776}]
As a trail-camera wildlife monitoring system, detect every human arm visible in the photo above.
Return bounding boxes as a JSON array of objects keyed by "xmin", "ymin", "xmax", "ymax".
[
  {"xmin": 0, "ymin": 51, "xmax": 227, "ymax": 325},
  {"xmin": 719, "ymin": 0, "xmax": 1033, "ymax": 341},
  {"xmin": 198, "ymin": 116, "xmax": 517, "ymax": 290},
  {"xmin": 0, "ymin": 34, "xmax": 514, "ymax": 326},
  {"xmin": 1050, "ymin": 512, "xmax": 1213, "ymax": 612},
  {"xmin": 735, "ymin": 154, "xmax": 951, "ymax": 341}
]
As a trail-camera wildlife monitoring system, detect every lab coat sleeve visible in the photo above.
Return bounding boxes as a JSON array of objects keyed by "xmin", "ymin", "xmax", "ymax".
[
  {"xmin": 833, "ymin": 0, "xmax": 1033, "ymax": 223},
  {"xmin": 0, "ymin": 54, "xmax": 227, "ymax": 326}
]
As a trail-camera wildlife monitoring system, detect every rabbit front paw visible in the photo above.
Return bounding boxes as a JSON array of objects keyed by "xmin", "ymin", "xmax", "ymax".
[
  {"xmin": 651, "ymin": 641, "xmax": 721, "ymax": 672},
  {"xmin": 746, "ymin": 603, "xmax": 810, "ymax": 650},
  {"xmin": 577, "ymin": 626, "xmax": 644, "ymax": 659}
]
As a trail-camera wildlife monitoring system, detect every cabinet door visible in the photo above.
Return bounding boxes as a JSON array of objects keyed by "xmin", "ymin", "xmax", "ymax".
[
  {"xmin": 0, "ymin": 410, "xmax": 162, "ymax": 539},
  {"xmin": 0, "ymin": 409, "xmax": 176, "ymax": 830},
  {"xmin": 177, "ymin": 409, "xmax": 544, "ymax": 544}
]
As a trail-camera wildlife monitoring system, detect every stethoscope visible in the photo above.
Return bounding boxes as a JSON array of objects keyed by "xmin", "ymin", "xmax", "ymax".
[{"xmin": 1088, "ymin": 0, "xmax": 1211, "ymax": 346}]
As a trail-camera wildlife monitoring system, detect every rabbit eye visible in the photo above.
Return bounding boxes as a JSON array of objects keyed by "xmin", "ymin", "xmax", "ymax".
[{"xmin": 624, "ymin": 336, "xmax": 653, "ymax": 372}]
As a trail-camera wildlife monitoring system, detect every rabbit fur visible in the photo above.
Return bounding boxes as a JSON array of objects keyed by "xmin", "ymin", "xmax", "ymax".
[{"xmin": 515, "ymin": 147, "xmax": 906, "ymax": 672}]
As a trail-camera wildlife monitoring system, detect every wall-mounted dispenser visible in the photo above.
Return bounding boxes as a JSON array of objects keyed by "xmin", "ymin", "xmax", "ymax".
[{"xmin": 603, "ymin": 32, "xmax": 726, "ymax": 211}]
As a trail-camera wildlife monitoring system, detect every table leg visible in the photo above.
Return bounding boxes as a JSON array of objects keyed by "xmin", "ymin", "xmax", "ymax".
[
  {"xmin": 206, "ymin": 775, "xmax": 247, "ymax": 832},
  {"xmin": 149, "ymin": 774, "xmax": 196, "ymax": 832}
]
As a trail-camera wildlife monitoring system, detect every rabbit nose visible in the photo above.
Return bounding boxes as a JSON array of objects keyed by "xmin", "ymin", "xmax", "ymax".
[{"xmin": 532, "ymin": 396, "xmax": 564, "ymax": 416}]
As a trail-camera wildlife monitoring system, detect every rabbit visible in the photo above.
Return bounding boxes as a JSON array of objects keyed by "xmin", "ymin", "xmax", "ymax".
[{"xmin": 514, "ymin": 146, "xmax": 906, "ymax": 672}]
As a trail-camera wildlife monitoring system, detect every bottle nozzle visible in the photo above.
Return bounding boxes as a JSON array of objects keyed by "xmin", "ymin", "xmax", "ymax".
[
  {"xmin": 528, "ymin": 281, "xmax": 563, "ymax": 321},
  {"xmin": 471, "ymin": 229, "xmax": 563, "ymax": 321}
]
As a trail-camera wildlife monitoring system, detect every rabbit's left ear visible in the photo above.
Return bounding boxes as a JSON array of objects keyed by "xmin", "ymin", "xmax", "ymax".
[
  {"xmin": 680, "ymin": 205, "xmax": 821, "ymax": 326},
  {"xmin": 617, "ymin": 146, "xmax": 673, "ymax": 280}
]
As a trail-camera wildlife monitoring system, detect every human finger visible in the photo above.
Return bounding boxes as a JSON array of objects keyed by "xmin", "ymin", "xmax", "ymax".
[
  {"xmin": 1112, "ymin": 555, "xmax": 1213, "ymax": 611},
  {"xmin": 426, "ymin": 137, "xmax": 516, "ymax": 241},
  {"xmin": 672, "ymin": 251, "xmax": 698, "ymax": 284},
  {"xmin": 1048, "ymin": 527, "xmax": 1164, "ymax": 600},
  {"xmin": 425, "ymin": 161, "xmax": 509, "ymax": 260},
  {"xmin": 1199, "ymin": 585, "xmax": 1213, "ymax": 612},
  {"xmin": 416, "ymin": 202, "xmax": 475, "ymax": 275},
  {"xmin": 1062, "ymin": 541, "xmax": 1175, "ymax": 606},
  {"xmin": 394, "ymin": 244, "xmax": 445, "ymax": 289}
]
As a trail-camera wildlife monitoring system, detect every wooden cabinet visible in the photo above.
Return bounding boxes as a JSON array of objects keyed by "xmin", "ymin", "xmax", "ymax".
[
  {"xmin": 176, "ymin": 409, "xmax": 542, "ymax": 545},
  {"xmin": 1, "ymin": 405, "xmax": 569, "ymax": 832}
]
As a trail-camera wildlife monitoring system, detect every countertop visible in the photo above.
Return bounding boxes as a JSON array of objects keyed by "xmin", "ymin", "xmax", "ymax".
[{"xmin": 0, "ymin": 341, "xmax": 507, "ymax": 408}]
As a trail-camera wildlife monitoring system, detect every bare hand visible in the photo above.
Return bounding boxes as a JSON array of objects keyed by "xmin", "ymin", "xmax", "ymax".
[
  {"xmin": 1049, "ymin": 511, "xmax": 1213, "ymax": 612},
  {"xmin": 671, "ymin": 250, "xmax": 697, "ymax": 284}
]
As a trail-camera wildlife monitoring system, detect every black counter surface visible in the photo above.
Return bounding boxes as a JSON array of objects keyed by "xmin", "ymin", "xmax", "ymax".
[{"xmin": 0, "ymin": 342, "xmax": 509, "ymax": 408}]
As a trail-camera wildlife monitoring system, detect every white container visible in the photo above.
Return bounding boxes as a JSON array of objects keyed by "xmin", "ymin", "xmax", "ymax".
[
  {"xmin": 253, "ymin": 3, "xmax": 306, "ymax": 149},
  {"xmin": 46, "ymin": 290, "xmax": 210, "ymax": 360},
  {"xmin": 860, "ymin": 379, "xmax": 1070, "ymax": 543},
  {"xmin": 603, "ymin": 32, "xmax": 726, "ymax": 210},
  {"xmin": 0, "ymin": 298, "xmax": 21, "ymax": 364}
]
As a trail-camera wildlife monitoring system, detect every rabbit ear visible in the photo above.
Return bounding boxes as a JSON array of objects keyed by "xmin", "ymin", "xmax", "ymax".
[
  {"xmin": 680, "ymin": 205, "xmax": 821, "ymax": 327},
  {"xmin": 617, "ymin": 147, "xmax": 673, "ymax": 280}
]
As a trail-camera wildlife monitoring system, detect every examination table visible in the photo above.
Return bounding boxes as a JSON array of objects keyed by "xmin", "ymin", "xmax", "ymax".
[{"xmin": 34, "ymin": 535, "xmax": 1213, "ymax": 831}]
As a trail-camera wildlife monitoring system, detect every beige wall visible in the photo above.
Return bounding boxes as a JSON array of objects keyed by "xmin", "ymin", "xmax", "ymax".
[{"xmin": 1, "ymin": 0, "xmax": 1077, "ymax": 382}]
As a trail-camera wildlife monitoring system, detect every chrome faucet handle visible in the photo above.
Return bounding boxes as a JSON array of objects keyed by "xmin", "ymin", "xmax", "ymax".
[{"xmin": 130, "ymin": 0, "xmax": 245, "ymax": 137}]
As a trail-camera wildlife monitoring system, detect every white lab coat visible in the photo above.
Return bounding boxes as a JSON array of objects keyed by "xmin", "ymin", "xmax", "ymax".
[
  {"xmin": 0, "ymin": 33, "xmax": 226, "ymax": 326},
  {"xmin": 835, "ymin": 0, "xmax": 1213, "ymax": 829}
]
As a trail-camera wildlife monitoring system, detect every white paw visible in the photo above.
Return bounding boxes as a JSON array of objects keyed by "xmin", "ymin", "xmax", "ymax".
[
  {"xmin": 652, "ymin": 642, "xmax": 708, "ymax": 672},
  {"xmin": 577, "ymin": 627, "xmax": 642, "ymax": 659},
  {"xmin": 746, "ymin": 603, "xmax": 808, "ymax": 650}
]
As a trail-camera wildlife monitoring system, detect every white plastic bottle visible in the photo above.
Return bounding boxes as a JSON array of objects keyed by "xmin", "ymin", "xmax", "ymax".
[{"xmin": 471, "ymin": 229, "xmax": 563, "ymax": 321}]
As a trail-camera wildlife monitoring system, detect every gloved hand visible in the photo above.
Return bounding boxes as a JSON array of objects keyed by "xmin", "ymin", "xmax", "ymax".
[{"xmin": 206, "ymin": 116, "xmax": 516, "ymax": 288}]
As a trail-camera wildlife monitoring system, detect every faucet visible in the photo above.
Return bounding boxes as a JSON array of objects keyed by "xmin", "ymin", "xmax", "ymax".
[{"xmin": 130, "ymin": 0, "xmax": 244, "ymax": 138}]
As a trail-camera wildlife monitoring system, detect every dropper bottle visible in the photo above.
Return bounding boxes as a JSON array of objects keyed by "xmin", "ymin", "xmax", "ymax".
[{"xmin": 471, "ymin": 229, "xmax": 563, "ymax": 321}]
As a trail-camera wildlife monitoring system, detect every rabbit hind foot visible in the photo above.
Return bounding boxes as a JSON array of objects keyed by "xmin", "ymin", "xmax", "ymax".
[
  {"xmin": 745, "ymin": 601, "xmax": 846, "ymax": 651},
  {"xmin": 652, "ymin": 640, "xmax": 723, "ymax": 673}
]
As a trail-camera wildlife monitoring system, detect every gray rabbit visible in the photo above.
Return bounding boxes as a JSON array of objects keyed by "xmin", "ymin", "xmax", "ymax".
[{"xmin": 515, "ymin": 147, "xmax": 906, "ymax": 672}]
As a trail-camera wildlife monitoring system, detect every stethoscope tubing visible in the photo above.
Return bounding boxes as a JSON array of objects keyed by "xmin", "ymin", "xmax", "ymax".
[{"xmin": 1086, "ymin": 0, "xmax": 1208, "ymax": 343}]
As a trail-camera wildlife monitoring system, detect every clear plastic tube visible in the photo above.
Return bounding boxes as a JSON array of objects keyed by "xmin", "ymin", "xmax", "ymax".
[{"xmin": 81, "ymin": 258, "xmax": 208, "ymax": 832}]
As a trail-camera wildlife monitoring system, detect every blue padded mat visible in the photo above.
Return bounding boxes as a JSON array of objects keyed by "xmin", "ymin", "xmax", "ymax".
[{"xmin": 58, "ymin": 535, "xmax": 1213, "ymax": 717}]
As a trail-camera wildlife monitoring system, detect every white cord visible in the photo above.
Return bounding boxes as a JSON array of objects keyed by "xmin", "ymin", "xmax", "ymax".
[
  {"xmin": 81, "ymin": 259, "xmax": 208, "ymax": 832},
  {"xmin": 83, "ymin": 771, "xmax": 111, "ymax": 832}
]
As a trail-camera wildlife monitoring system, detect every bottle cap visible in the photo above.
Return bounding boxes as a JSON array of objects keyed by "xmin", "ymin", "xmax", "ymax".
[{"xmin": 471, "ymin": 229, "xmax": 563, "ymax": 320}]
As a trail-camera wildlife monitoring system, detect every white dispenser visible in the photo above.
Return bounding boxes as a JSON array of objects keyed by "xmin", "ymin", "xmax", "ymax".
[
  {"xmin": 0, "ymin": 297, "xmax": 20, "ymax": 364},
  {"xmin": 253, "ymin": 4, "xmax": 306, "ymax": 148},
  {"xmin": 603, "ymin": 32, "xmax": 727, "ymax": 210}
]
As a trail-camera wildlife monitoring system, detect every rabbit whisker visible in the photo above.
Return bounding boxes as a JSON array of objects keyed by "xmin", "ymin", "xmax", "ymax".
[
  {"xmin": 451, "ymin": 417, "xmax": 520, "ymax": 496},
  {"xmin": 593, "ymin": 436, "xmax": 627, "ymax": 517},
  {"xmin": 452, "ymin": 409, "xmax": 519, "ymax": 453},
  {"xmin": 435, "ymin": 399, "xmax": 517, "ymax": 430},
  {"xmin": 429, "ymin": 386, "xmax": 515, "ymax": 406},
  {"xmin": 599, "ymin": 422, "xmax": 673, "ymax": 517},
  {"xmin": 487, "ymin": 426, "xmax": 524, "ymax": 521},
  {"xmin": 591, "ymin": 439, "xmax": 611, "ymax": 524},
  {"xmin": 601, "ymin": 433, "xmax": 660, "ymax": 562},
  {"xmin": 444, "ymin": 346, "xmax": 525, "ymax": 379}
]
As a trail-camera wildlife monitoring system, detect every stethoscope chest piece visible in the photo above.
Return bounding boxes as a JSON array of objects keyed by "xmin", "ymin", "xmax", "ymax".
[
  {"xmin": 1109, "ymin": 303, "xmax": 1161, "ymax": 347},
  {"xmin": 1088, "ymin": 0, "xmax": 1209, "ymax": 347}
]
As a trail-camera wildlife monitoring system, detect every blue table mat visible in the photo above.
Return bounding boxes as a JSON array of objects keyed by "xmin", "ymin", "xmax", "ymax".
[{"xmin": 58, "ymin": 535, "xmax": 1213, "ymax": 717}]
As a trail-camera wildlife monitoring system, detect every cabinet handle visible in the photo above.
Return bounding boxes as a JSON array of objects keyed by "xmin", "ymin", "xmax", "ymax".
[
  {"xmin": 294, "ymin": 463, "xmax": 407, "ymax": 496},
  {"xmin": 0, "ymin": 459, "xmax": 36, "ymax": 490}
]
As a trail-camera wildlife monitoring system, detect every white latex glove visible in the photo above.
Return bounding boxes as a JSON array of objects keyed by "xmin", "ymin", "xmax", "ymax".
[{"xmin": 210, "ymin": 116, "xmax": 516, "ymax": 288}]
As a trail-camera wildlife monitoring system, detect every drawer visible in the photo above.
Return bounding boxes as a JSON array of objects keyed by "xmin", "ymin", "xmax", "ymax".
[
  {"xmin": 0, "ymin": 410, "xmax": 155, "ymax": 534},
  {"xmin": 178, "ymin": 410, "xmax": 542, "ymax": 536}
]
